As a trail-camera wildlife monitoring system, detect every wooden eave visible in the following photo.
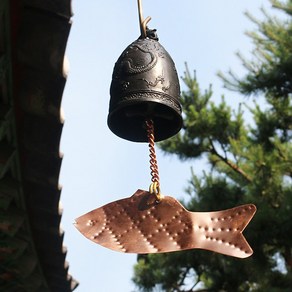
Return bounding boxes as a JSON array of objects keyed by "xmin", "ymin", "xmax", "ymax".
[{"xmin": 0, "ymin": 1, "xmax": 78, "ymax": 291}]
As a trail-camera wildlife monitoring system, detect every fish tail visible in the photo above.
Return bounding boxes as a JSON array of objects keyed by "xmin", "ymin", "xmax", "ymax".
[{"xmin": 195, "ymin": 204, "xmax": 256, "ymax": 258}]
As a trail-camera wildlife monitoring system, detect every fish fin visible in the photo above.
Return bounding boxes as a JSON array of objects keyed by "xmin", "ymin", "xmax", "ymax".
[{"xmin": 194, "ymin": 204, "xmax": 256, "ymax": 258}]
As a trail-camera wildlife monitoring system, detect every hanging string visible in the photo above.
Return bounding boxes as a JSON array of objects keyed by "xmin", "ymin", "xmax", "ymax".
[
  {"xmin": 137, "ymin": 0, "xmax": 151, "ymax": 38},
  {"xmin": 146, "ymin": 119, "xmax": 163, "ymax": 201}
]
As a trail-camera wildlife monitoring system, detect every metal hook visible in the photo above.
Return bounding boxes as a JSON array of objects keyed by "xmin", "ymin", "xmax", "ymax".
[{"xmin": 137, "ymin": 0, "xmax": 151, "ymax": 38}]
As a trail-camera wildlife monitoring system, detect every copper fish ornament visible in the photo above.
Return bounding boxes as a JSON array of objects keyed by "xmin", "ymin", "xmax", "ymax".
[{"xmin": 75, "ymin": 190, "xmax": 256, "ymax": 258}]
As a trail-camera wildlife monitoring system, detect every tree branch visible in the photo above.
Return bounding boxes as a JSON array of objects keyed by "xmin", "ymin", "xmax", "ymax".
[
  {"xmin": 187, "ymin": 278, "xmax": 201, "ymax": 292},
  {"xmin": 178, "ymin": 268, "xmax": 190, "ymax": 287},
  {"xmin": 209, "ymin": 139, "xmax": 252, "ymax": 182}
]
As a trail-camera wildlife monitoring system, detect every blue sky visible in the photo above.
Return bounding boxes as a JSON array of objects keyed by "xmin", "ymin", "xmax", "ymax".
[{"xmin": 60, "ymin": 1, "xmax": 275, "ymax": 291}]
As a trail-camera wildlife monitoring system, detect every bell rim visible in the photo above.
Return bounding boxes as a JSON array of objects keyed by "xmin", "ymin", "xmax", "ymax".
[{"xmin": 107, "ymin": 99, "xmax": 183, "ymax": 142}]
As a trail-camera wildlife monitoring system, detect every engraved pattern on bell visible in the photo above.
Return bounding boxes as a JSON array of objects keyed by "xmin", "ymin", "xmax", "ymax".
[{"xmin": 108, "ymin": 38, "xmax": 183, "ymax": 142}]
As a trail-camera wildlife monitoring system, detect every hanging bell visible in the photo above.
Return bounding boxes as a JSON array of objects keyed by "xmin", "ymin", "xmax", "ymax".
[{"xmin": 108, "ymin": 27, "xmax": 182, "ymax": 142}]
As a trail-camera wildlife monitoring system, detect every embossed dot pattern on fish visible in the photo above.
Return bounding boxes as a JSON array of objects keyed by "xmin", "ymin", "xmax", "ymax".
[{"xmin": 75, "ymin": 190, "xmax": 256, "ymax": 258}]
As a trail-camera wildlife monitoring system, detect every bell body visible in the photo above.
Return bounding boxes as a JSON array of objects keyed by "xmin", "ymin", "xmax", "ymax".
[{"xmin": 108, "ymin": 37, "xmax": 182, "ymax": 142}]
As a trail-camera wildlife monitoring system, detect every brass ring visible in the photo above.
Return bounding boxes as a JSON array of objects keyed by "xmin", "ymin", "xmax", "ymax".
[{"xmin": 149, "ymin": 182, "xmax": 163, "ymax": 202}]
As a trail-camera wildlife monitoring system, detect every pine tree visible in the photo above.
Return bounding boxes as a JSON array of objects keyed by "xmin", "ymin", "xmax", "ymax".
[{"xmin": 133, "ymin": 1, "xmax": 292, "ymax": 291}]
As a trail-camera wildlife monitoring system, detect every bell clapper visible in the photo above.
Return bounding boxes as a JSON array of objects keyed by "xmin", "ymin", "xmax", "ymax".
[{"xmin": 146, "ymin": 119, "xmax": 164, "ymax": 202}]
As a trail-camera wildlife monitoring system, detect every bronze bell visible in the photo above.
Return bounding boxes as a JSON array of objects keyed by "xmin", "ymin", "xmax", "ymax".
[{"xmin": 108, "ymin": 29, "xmax": 183, "ymax": 142}]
